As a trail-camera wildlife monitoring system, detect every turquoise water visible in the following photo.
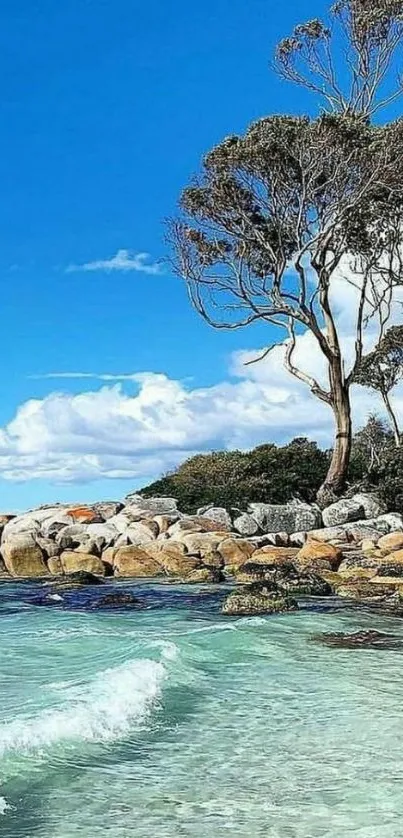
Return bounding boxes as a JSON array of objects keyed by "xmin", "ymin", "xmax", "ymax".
[{"xmin": 1, "ymin": 582, "xmax": 403, "ymax": 837}]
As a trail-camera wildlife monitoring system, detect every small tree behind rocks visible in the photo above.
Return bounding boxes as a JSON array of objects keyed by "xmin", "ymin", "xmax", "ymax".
[{"xmin": 353, "ymin": 326, "xmax": 403, "ymax": 445}]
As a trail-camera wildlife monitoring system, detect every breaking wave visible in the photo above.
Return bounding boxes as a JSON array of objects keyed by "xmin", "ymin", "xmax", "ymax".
[{"xmin": 0, "ymin": 656, "xmax": 168, "ymax": 758}]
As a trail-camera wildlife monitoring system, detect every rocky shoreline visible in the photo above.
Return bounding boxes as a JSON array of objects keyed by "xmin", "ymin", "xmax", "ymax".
[{"xmin": 2, "ymin": 490, "xmax": 403, "ymax": 614}]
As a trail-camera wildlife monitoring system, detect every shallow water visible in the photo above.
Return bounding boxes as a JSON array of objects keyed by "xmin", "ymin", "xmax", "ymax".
[{"xmin": 1, "ymin": 581, "xmax": 403, "ymax": 837}]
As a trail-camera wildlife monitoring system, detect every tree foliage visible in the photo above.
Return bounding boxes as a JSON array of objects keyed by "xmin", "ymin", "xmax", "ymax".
[
  {"xmin": 169, "ymin": 0, "xmax": 403, "ymax": 500},
  {"xmin": 349, "ymin": 416, "xmax": 403, "ymax": 510},
  {"xmin": 275, "ymin": 0, "xmax": 403, "ymax": 118},
  {"xmin": 140, "ymin": 439, "xmax": 329, "ymax": 514},
  {"xmin": 352, "ymin": 326, "xmax": 403, "ymax": 443}
]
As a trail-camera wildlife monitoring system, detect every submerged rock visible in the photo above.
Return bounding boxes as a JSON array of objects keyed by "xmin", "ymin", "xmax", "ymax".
[
  {"xmin": 49, "ymin": 571, "xmax": 105, "ymax": 588},
  {"xmin": 89, "ymin": 592, "xmax": 141, "ymax": 609},
  {"xmin": 185, "ymin": 567, "xmax": 224, "ymax": 584},
  {"xmin": 222, "ymin": 581, "xmax": 298, "ymax": 616},
  {"xmin": 311, "ymin": 630, "xmax": 403, "ymax": 649},
  {"xmin": 236, "ymin": 562, "xmax": 331, "ymax": 596},
  {"xmin": 335, "ymin": 579, "xmax": 397, "ymax": 600}
]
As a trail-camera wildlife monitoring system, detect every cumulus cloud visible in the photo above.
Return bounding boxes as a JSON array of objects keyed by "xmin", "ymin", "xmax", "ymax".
[
  {"xmin": 1, "ymin": 268, "xmax": 402, "ymax": 485},
  {"xmin": 0, "ymin": 354, "xmax": 399, "ymax": 483},
  {"xmin": 66, "ymin": 249, "xmax": 162, "ymax": 275}
]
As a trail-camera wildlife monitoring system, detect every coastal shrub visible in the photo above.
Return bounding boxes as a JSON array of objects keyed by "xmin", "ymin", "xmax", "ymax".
[
  {"xmin": 349, "ymin": 417, "xmax": 403, "ymax": 513},
  {"xmin": 140, "ymin": 438, "xmax": 329, "ymax": 513}
]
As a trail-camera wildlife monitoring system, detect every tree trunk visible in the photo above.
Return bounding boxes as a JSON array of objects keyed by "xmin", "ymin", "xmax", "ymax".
[
  {"xmin": 381, "ymin": 391, "xmax": 401, "ymax": 447},
  {"xmin": 317, "ymin": 375, "xmax": 352, "ymax": 508}
]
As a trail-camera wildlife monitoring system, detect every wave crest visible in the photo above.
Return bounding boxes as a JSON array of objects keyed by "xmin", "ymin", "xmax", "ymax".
[{"xmin": 0, "ymin": 657, "xmax": 166, "ymax": 757}]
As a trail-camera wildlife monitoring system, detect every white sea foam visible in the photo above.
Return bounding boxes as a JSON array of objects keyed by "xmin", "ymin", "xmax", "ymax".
[
  {"xmin": 0, "ymin": 657, "xmax": 166, "ymax": 757},
  {"xmin": 0, "ymin": 796, "xmax": 9, "ymax": 815}
]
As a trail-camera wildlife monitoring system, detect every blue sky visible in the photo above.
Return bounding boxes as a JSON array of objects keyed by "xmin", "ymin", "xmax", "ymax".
[{"xmin": 0, "ymin": 0, "xmax": 391, "ymax": 510}]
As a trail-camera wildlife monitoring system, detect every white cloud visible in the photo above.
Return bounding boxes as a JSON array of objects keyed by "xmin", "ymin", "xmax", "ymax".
[
  {"xmin": 0, "ymin": 354, "xmax": 399, "ymax": 483},
  {"xmin": 1, "ymin": 268, "xmax": 402, "ymax": 485},
  {"xmin": 66, "ymin": 249, "xmax": 162, "ymax": 275}
]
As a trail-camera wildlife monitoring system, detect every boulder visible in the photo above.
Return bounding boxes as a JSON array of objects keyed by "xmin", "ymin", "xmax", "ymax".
[
  {"xmin": 113, "ymin": 534, "xmax": 131, "ymax": 549},
  {"xmin": 2, "ymin": 533, "xmax": 48, "ymax": 577},
  {"xmin": 196, "ymin": 507, "xmax": 232, "ymax": 530},
  {"xmin": 276, "ymin": 568, "xmax": 332, "ymax": 597},
  {"xmin": 247, "ymin": 500, "xmax": 322, "ymax": 535},
  {"xmin": 236, "ymin": 561, "xmax": 331, "ymax": 596},
  {"xmin": 295, "ymin": 540, "xmax": 342, "ymax": 572},
  {"xmin": 55, "ymin": 523, "xmax": 115, "ymax": 555},
  {"xmin": 322, "ymin": 498, "xmax": 365, "ymax": 528},
  {"xmin": 351, "ymin": 493, "xmax": 387, "ymax": 520},
  {"xmin": 93, "ymin": 501, "xmax": 123, "ymax": 520},
  {"xmin": 84, "ymin": 523, "xmax": 118, "ymax": 547},
  {"xmin": 124, "ymin": 494, "xmax": 178, "ymax": 514},
  {"xmin": 2, "ymin": 513, "xmax": 42, "ymax": 540},
  {"xmin": 126, "ymin": 520, "xmax": 159, "ymax": 545},
  {"xmin": 378, "ymin": 532, "xmax": 403, "ymax": 553},
  {"xmin": 289, "ymin": 532, "xmax": 308, "ymax": 547},
  {"xmin": 47, "ymin": 556, "xmax": 64, "ymax": 576},
  {"xmin": 233, "ymin": 513, "xmax": 260, "ymax": 537},
  {"xmin": 199, "ymin": 550, "xmax": 224, "ymax": 569},
  {"xmin": 168, "ymin": 517, "xmax": 230, "ymax": 537},
  {"xmin": 74, "ymin": 539, "xmax": 100, "ymax": 556},
  {"xmin": 55, "ymin": 524, "xmax": 90, "ymax": 550},
  {"xmin": 334, "ymin": 579, "xmax": 397, "ymax": 599},
  {"xmin": 249, "ymin": 546, "xmax": 299, "ymax": 566},
  {"xmin": 145, "ymin": 541, "xmax": 187, "ymax": 559},
  {"xmin": 157, "ymin": 554, "xmax": 201, "ymax": 576},
  {"xmin": 66, "ymin": 506, "xmax": 104, "ymax": 524},
  {"xmin": 50, "ymin": 571, "xmax": 104, "ymax": 588},
  {"xmin": 153, "ymin": 514, "xmax": 180, "ymax": 534},
  {"xmin": 217, "ymin": 538, "xmax": 256, "ymax": 569},
  {"xmin": 376, "ymin": 513, "xmax": 403, "ymax": 531},
  {"xmin": 178, "ymin": 532, "xmax": 223, "ymax": 557},
  {"xmin": 250, "ymin": 533, "xmax": 290, "ymax": 547},
  {"xmin": 113, "ymin": 546, "xmax": 164, "ymax": 577},
  {"xmin": 222, "ymin": 581, "xmax": 298, "ymax": 616},
  {"xmin": 60, "ymin": 551, "xmax": 106, "ymax": 577},
  {"xmin": 378, "ymin": 548, "xmax": 403, "ymax": 566},
  {"xmin": 306, "ymin": 525, "xmax": 350, "ymax": 543},
  {"xmin": 36, "ymin": 536, "xmax": 61, "ymax": 559},
  {"xmin": 0, "ymin": 514, "xmax": 15, "ymax": 529},
  {"xmin": 361, "ymin": 538, "xmax": 378, "ymax": 552},
  {"xmin": 186, "ymin": 568, "xmax": 224, "ymax": 583},
  {"xmin": 338, "ymin": 555, "xmax": 380, "ymax": 579},
  {"xmin": 107, "ymin": 510, "xmax": 147, "ymax": 532},
  {"xmin": 235, "ymin": 561, "xmax": 295, "ymax": 584},
  {"xmin": 347, "ymin": 523, "xmax": 386, "ymax": 543},
  {"xmin": 40, "ymin": 515, "xmax": 75, "ymax": 539}
]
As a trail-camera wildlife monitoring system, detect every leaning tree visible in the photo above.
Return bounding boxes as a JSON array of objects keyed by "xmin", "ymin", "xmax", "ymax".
[
  {"xmin": 353, "ymin": 325, "xmax": 403, "ymax": 445},
  {"xmin": 170, "ymin": 0, "xmax": 403, "ymax": 504}
]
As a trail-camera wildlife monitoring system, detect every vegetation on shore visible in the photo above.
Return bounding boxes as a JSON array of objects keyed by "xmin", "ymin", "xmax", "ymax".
[{"xmin": 141, "ymin": 417, "xmax": 403, "ymax": 515}]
